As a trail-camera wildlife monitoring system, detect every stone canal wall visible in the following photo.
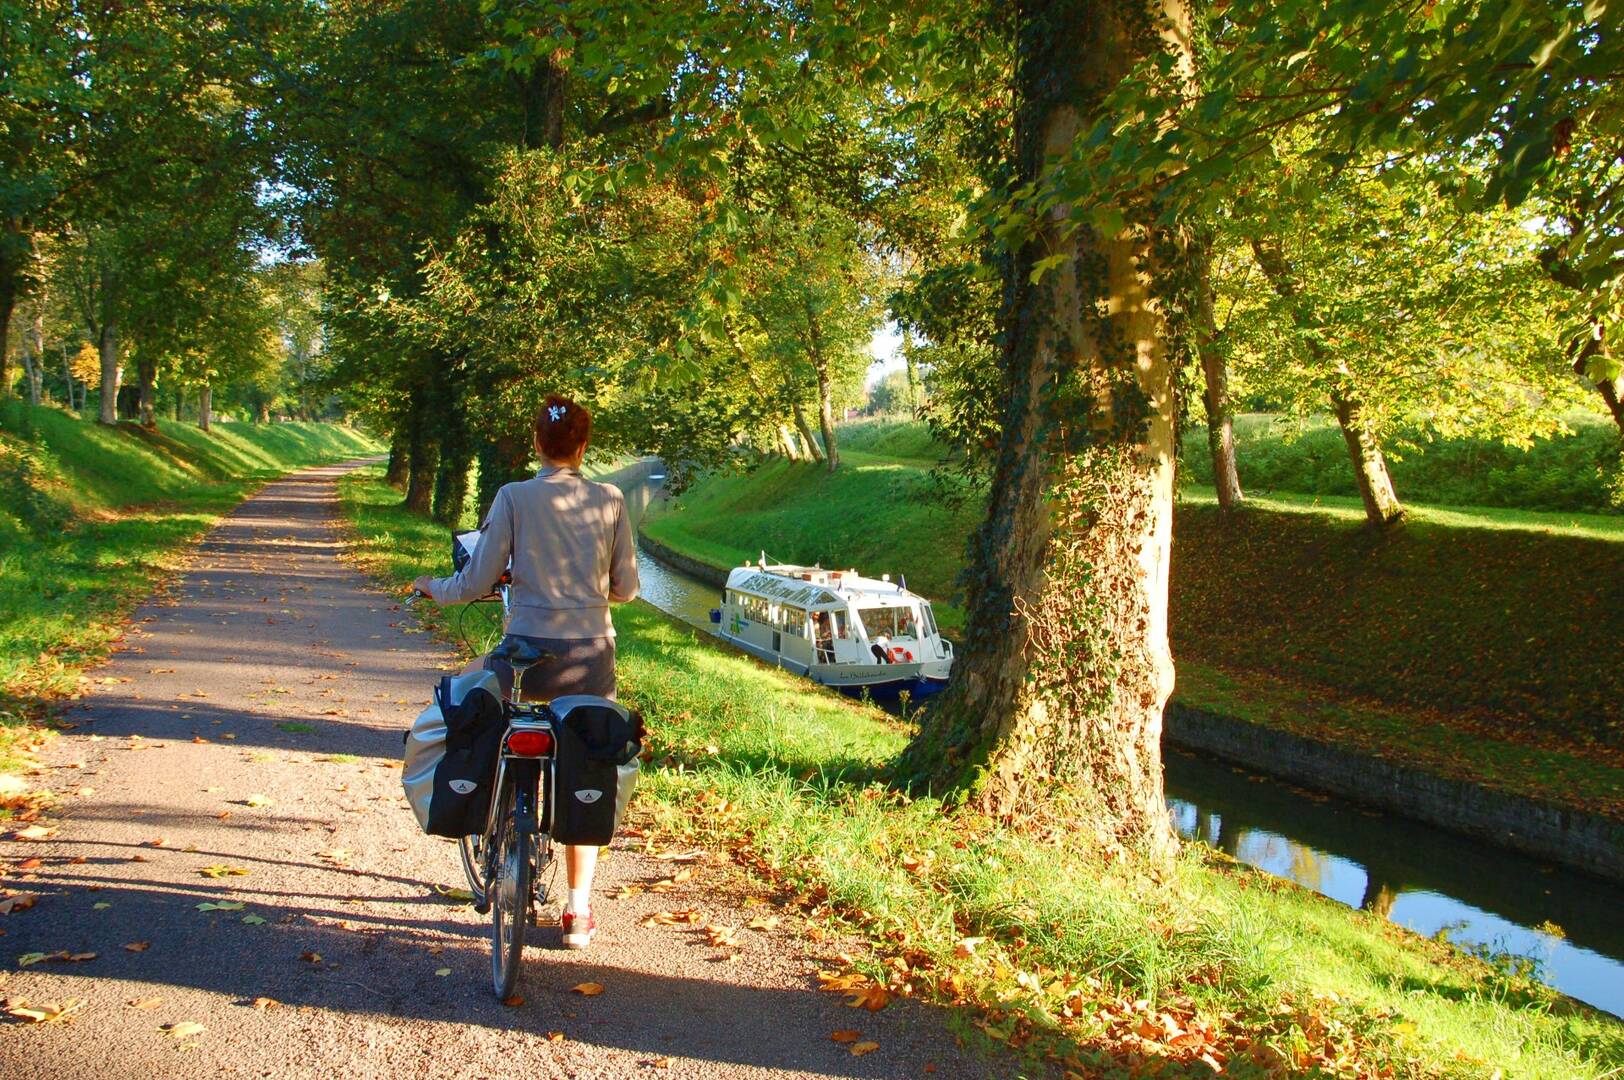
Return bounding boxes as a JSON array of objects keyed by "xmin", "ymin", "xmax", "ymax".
[{"xmin": 1164, "ymin": 705, "xmax": 1624, "ymax": 884}]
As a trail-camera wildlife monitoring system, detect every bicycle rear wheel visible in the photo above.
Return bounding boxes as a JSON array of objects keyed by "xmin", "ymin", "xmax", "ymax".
[
  {"xmin": 458, "ymin": 834, "xmax": 488, "ymax": 913},
  {"xmin": 490, "ymin": 784, "xmax": 531, "ymax": 999}
]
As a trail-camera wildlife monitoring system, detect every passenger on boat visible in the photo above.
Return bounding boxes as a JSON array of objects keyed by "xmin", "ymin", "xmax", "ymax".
[
  {"xmin": 813, "ymin": 611, "xmax": 834, "ymax": 664},
  {"xmin": 870, "ymin": 634, "xmax": 893, "ymax": 664}
]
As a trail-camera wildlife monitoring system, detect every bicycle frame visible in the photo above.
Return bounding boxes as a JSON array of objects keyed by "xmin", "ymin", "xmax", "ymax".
[{"xmin": 482, "ymin": 708, "xmax": 556, "ymax": 840}]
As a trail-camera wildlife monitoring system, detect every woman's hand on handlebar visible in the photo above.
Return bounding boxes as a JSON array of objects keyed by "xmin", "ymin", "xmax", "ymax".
[{"xmin": 411, "ymin": 576, "xmax": 436, "ymax": 602}]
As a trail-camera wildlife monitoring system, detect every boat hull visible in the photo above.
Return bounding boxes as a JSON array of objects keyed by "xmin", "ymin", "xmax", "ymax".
[{"xmin": 718, "ymin": 630, "xmax": 950, "ymax": 697}]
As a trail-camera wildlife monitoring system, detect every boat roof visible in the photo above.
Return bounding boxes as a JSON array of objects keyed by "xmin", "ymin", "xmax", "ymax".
[{"xmin": 725, "ymin": 563, "xmax": 925, "ymax": 610}]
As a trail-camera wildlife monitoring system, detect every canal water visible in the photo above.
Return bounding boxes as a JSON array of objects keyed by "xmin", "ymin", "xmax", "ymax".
[{"xmin": 620, "ymin": 470, "xmax": 1624, "ymax": 1018}]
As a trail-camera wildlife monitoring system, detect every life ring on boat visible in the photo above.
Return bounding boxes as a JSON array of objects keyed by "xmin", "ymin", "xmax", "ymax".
[{"xmin": 889, "ymin": 647, "xmax": 913, "ymax": 663}]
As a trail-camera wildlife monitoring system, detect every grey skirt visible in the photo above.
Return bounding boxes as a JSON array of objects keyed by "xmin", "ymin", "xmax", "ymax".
[{"xmin": 484, "ymin": 635, "xmax": 616, "ymax": 702}]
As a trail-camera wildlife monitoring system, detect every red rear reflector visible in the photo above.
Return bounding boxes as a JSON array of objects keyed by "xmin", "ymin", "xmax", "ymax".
[{"xmin": 506, "ymin": 730, "xmax": 552, "ymax": 756}]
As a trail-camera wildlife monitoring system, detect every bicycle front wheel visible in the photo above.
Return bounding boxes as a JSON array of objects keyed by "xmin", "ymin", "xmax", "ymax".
[{"xmin": 490, "ymin": 785, "xmax": 531, "ymax": 999}]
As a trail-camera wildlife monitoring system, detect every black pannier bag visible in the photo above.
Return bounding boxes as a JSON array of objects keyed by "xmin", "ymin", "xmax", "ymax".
[
  {"xmin": 546, "ymin": 695, "xmax": 642, "ymax": 846},
  {"xmin": 403, "ymin": 670, "xmax": 506, "ymax": 837}
]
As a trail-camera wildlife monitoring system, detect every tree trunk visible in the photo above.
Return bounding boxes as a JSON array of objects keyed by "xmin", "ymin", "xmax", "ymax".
[
  {"xmin": 137, "ymin": 358, "xmax": 158, "ymax": 430},
  {"xmin": 173, "ymin": 391, "xmax": 183, "ymax": 422},
  {"xmin": 475, "ymin": 431, "xmax": 532, "ymax": 520},
  {"xmin": 433, "ymin": 403, "xmax": 474, "ymax": 526},
  {"xmin": 803, "ymin": 299, "xmax": 841, "ymax": 472},
  {"xmin": 790, "ymin": 400, "xmax": 824, "ymax": 462},
  {"xmin": 97, "ymin": 318, "xmax": 120, "ymax": 425},
  {"xmin": 1250, "ymin": 235, "xmax": 1404, "ymax": 526},
  {"xmin": 519, "ymin": 49, "xmax": 568, "ymax": 150},
  {"xmin": 1330, "ymin": 387, "xmax": 1404, "ymax": 525},
  {"xmin": 385, "ymin": 428, "xmax": 410, "ymax": 488},
  {"xmin": 21, "ymin": 309, "xmax": 44, "ymax": 405},
  {"xmin": 403, "ymin": 392, "xmax": 440, "ymax": 515},
  {"xmin": 1192, "ymin": 235, "xmax": 1243, "ymax": 510},
  {"xmin": 0, "ymin": 269, "xmax": 15, "ymax": 399},
  {"xmin": 776, "ymin": 422, "xmax": 803, "ymax": 461},
  {"xmin": 198, "ymin": 383, "xmax": 213, "ymax": 432},
  {"xmin": 815, "ymin": 366, "xmax": 840, "ymax": 473},
  {"xmin": 899, "ymin": 0, "xmax": 1189, "ymax": 858},
  {"xmin": 254, "ymin": 398, "xmax": 270, "ymax": 423},
  {"xmin": 1570, "ymin": 323, "xmax": 1624, "ymax": 438},
  {"xmin": 62, "ymin": 350, "xmax": 77, "ymax": 413}
]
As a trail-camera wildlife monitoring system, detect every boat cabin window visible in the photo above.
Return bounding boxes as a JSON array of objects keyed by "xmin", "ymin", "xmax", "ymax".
[
  {"xmin": 921, "ymin": 605, "xmax": 938, "ymax": 638},
  {"xmin": 857, "ymin": 605, "xmax": 918, "ymax": 641}
]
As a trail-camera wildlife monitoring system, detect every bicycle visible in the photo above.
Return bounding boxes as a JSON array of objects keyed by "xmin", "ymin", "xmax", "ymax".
[{"xmin": 454, "ymin": 634, "xmax": 558, "ymax": 999}]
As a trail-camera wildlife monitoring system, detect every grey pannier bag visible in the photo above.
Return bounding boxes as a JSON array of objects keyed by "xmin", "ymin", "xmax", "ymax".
[
  {"xmin": 545, "ymin": 695, "xmax": 641, "ymax": 846},
  {"xmin": 402, "ymin": 669, "xmax": 505, "ymax": 836}
]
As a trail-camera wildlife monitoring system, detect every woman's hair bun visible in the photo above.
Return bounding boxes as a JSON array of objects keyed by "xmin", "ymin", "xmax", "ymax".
[{"xmin": 534, "ymin": 394, "xmax": 592, "ymax": 461}]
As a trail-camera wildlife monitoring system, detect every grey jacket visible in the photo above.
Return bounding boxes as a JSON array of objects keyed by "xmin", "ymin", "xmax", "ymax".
[{"xmin": 428, "ymin": 467, "xmax": 639, "ymax": 639}]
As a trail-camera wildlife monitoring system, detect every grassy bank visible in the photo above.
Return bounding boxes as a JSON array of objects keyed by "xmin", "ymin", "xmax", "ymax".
[
  {"xmin": 640, "ymin": 425, "xmax": 1624, "ymax": 821},
  {"xmin": 340, "ymin": 467, "xmax": 1623, "ymax": 1079},
  {"xmin": 1181, "ymin": 413, "xmax": 1623, "ymax": 514},
  {"xmin": 0, "ymin": 401, "xmax": 380, "ymax": 772}
]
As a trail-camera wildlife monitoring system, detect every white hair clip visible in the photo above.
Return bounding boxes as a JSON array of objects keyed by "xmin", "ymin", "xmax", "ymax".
[{"xmin": 548, "ymin": 405, "xmax": 566, "ymax": 422}]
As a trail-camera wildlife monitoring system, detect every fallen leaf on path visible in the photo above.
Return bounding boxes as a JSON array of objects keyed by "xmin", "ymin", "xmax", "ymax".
[
  {"xmin": 162, "ymin": 1021, "xmax": 206, "ymax": 1039},
  {"xmin": 846, "ymin": 986, "xmax": 891, "ymax": 1011},
  {"xmin": 647, "ymin": 1057, "xmax": 672, "ymax": 1069},
  {"xmin": 0, "ymin": 893, "xmax": 39, "ymax": 914},
  {"xmin": 746, "ymin": 916, "xmax": 779, "ymax": 931},
  {"xmin": 4, "ymin": 997, "xmax": 84, "ymax": 1024},
  {"xmin": 251, "ymin": 997, "xmax": 278, "ymax": 1010},
  {"xmin": 93, "ymin": 902, "xmax": 112, "ymax": 910},
  {"xmin": 502, "ymin": 995, "xmax": 524, "ymax": 1007},
  {"xmin": 126, "ymin": 997, "xmax": 163, "ymax": 1010},
  {"xmin": 571, "ymin": 982, "xmax": 605, "ymax": 997},
  {"xmin": 123, "ymin": 942, "xmax": 150, "ymax": 952},
  {"xmin": 433, "ymin": 885, "xmax": 474, "ymax": 902},
  {"xmin": 148, "ymin": 668, "xmax": 176, "ymax": 674},
  {"xmin": 545, "ymin": 1031, "xmax": 565, "ymax": 1042},
  {"xmin": 434, "ymin": 968, "xmax": 451, "ymax": 977},
  {"xmin": 241, "ymin": 915, "xmax": 267, "ymax": 925},
  {"xmin": 196, "ymin": 901, "xmax": 245, "ymax": 912},
  {"xmin": 850, "ymin": 1041, "xmax": 880, "ymax": 1057},
  {"xmin": 652, "ymin": 849, "xmax": 705, "ymax": 862},
  {"xmin": 830, "ymin": 1030, "xmax": 862, "ymax": 1043},
  {"xmin": 703, "ymin": 925, "xmax": 739, "ymax": 947},
  {"xmin": 641, "ymin": 909, "xmax": 702, "ymax": 927},
  {"xmin": 242, "ymin": 794, "xmax": 273, "ymax": 808},
  {"xmin": 613, "ymin": 885, "xmax": 643, "ymax": 900},
  {"xmin": 12, "ymin": 825, "xmax": 54, "ymax": 841},
  {"xmin": 16, "ymin": 857, "xmax": 42, "ymax": 871},
  {"xmin": 300, "ymin": 951, "xmax": 322, "ymax": 964},
  {"xmin": 198, "ymin": 865, "xmax": 250, "ymax": 878}
]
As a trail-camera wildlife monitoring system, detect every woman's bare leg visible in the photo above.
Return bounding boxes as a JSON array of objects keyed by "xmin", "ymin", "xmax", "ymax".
[{"xmin": 565, "ymin": 844, "xmax": 597, "ymax": 912}]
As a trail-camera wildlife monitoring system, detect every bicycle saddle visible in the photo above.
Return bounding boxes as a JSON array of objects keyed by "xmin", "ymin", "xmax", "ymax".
[{"xmin": 490, "ymin": 635, "xmax": 554, "ymax": 667}]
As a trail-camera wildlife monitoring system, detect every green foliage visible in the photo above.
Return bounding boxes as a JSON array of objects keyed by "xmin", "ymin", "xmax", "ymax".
[{"xmin": 1183, "ymin": 414, "xmax": 1624, "ymax": 514}]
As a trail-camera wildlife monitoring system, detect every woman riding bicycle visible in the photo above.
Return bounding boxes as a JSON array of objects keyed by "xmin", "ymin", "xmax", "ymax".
[{"xmin": 413, "ymin": 394, "xmax": 638, "ymax": 949}]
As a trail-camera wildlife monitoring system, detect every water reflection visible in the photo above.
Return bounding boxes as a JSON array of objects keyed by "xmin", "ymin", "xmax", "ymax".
[
  {"xmin": 615, "ymin": 466, "xmax": 1624, "ymax": 1019},
  {"xmin": 1166, "ymin": 749, "xmax": 1624, "ymax": 1018}
]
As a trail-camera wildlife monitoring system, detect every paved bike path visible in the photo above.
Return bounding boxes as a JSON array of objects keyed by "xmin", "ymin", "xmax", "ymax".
[{"xmin": 0, "ymin": 463, "xmax": 992, "ymax": 1079}]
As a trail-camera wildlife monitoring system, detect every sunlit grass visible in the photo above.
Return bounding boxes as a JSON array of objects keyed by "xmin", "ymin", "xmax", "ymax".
[{"xmin": 343, "ymin": 468, "xmax": 1623, "ymax": 1078}]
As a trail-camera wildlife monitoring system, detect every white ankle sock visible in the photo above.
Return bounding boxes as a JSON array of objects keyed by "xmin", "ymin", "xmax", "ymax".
[{"xmin": 567, "ymin": 888, "xmax": 591, "ymax": 916}]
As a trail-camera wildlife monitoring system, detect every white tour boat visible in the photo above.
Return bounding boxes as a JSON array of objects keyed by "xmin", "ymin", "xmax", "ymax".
[{"xmin": 710, "ymin": 559, "xmax": 953, "ymax": 697}]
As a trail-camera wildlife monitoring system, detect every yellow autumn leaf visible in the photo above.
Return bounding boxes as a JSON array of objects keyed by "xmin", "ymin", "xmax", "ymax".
[
  {"xmin": 571, "ymin": 982, "xmax": 605, "ymax": 996},
  {"xmin": 850, "ymin": 1041, "xmax": 880, "ymax": 1056},
  {"xmin": 162, "ymin": 1021, "xmax": 206, "ymax": 1039}
]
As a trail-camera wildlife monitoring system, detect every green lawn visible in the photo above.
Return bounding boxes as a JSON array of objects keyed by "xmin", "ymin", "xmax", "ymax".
[
  {"xmin": 639, "ymin": 423, "xmax": 1624, "ymax": 819},
  {"xmin": 341, "ymin": 466, "xmax": 1624, "ymax": 1079},
  {"xmin": 0, "ymin": 401, "xmax": 380, "ymax": 773}
]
